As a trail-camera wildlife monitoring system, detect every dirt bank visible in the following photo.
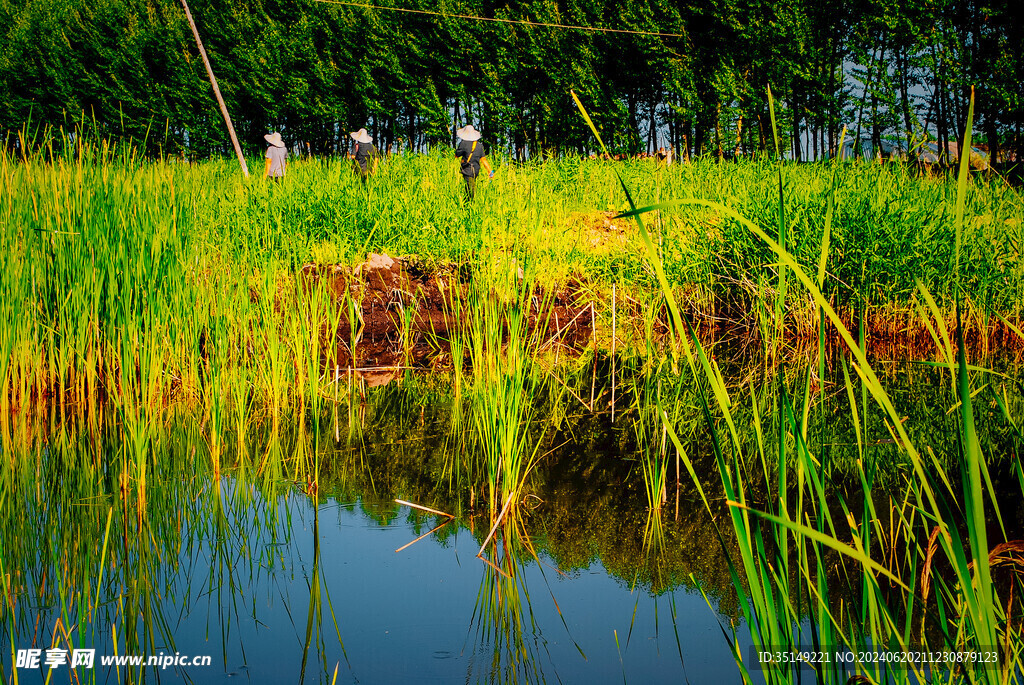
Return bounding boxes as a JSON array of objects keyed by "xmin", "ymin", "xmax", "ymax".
[
  {"xmin": 298, "ymin": 254, "xmax": 595, "ymax": 370},
  {"xmin": 292, "ymin": 254, "xmax": 1024, "ymax": 373}
]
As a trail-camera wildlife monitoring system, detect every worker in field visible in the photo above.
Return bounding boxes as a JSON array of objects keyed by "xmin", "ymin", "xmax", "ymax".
[
  {"xmin": 264, "ymin": 132, "xmax": 287, "ymax": 180},
  {"xmin": 454, "ymin": 124, "xmax": 493, "ymax": 202},
  {"xmin": 349, "ymin": 128, "xmax": 378, "ymax": 182}
]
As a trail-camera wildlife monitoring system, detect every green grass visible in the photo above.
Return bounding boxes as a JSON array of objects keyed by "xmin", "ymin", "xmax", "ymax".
[
  {"xmin": 4, "ymin": 120, "xmax": 1024, "ymax": 684},
  {"xmin": 580, "ymin": 86, "xmax": 1024, "ymax": 683},
  {"xmin": 5, "ymin": 131, "xmax": 1023, "ymax": 427}
]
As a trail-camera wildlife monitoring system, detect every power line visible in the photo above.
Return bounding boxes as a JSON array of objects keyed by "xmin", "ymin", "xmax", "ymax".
[{"xmin": 309, "ymin": 0, "xmax": 684, "ymax": 38}]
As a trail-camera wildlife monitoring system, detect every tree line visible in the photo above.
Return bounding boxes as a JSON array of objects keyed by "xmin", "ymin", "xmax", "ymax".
[{"xmin": 1, "ymin": 0, "xmax": 1021, "ymax": 163}]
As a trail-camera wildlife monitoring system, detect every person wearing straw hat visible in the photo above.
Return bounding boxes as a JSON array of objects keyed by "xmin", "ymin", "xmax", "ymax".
[
  {"xmin": 454, "ymin": 124, "xmax": 493, "ymax": 201},
  {"xmin": 349, "ymin": 128, "xmax": 378, "ymax": 182},
  {"xmin": 264, "ymin": 132, "xmax": 287, "ymax": 180}
]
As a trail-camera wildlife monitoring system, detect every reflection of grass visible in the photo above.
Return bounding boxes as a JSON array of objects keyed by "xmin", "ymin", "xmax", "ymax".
[
  {"xmin": 8, "ymin": 360, "xmax": 1022, "ymax": 682},
  {"xmin": 301, "ymin": 505, "xmax": 349, "ymax": 684},
  {"xmin": 626, "ymin": 357, "xmax": 693, "ymax": 515},
  {"xmin": 473, "ymin": 553, "xmax": 545, "ymax": 684},
  {"xmin": 2, "ymin": 424, "xmax": 351, "ymax": 682},
  {"xmin": 575, "ymin": 89, "xmax": 1024, "ymax": 684},
  {"xmin": 1, "ymin": 427, "xmax": 189, "ymax": 681},
  {"xmin": 470, "ymin": 517, "xmax": 569, "ymax": 685}
]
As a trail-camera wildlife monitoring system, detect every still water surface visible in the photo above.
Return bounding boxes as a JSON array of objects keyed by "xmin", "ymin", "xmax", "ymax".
[
  {"xmin": 5, "ymin": 359, "xmax": 1019, "ymax": 684},
  {"xmin": 5, "ymin": 477, "xmax": 751, "ymax": 683}
]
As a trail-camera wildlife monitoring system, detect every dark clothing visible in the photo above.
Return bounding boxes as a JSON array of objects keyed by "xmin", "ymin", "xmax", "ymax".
[
  {"xmin": 353, "ymin": 142, "xmax": 378, "ymax": 174},
  {"xmin": 455, "ymin": 140, "xmax": 487, "ymax": 178},
  {"xmin": 463, "ymin": 174, "xmax": 476, "ymax": 202}
]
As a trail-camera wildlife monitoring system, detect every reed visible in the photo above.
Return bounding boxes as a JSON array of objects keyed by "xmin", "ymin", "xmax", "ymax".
[
  {"xmin": 3, "ymin": 121, "xmax": 1023, "ymax": 440},
  {"xmin": 572, "ymin": 87, "xmax": 1024, "ymax": 684},
  {"xmin": 468, "ymin": 254, "xmax": 543, "ymax": 517}
]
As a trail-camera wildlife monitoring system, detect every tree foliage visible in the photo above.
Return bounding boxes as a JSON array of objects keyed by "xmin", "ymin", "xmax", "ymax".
[{"xmin": 1, "ymin": 0, "xmax": 1021, "ymax": 160}]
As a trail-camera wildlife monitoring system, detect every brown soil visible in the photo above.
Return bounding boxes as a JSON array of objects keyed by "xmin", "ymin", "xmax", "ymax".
[
  {"xmin": 299, "ymin": 254, "xmax": 595, "ymax": 371},
  {"xmin": 296, "ymin": 253, "xmax": 1024, "ymax": 374}
]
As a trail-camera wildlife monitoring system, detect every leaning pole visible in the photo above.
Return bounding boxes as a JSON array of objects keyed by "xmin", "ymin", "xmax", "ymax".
[{"xmin": 179, "ymin": 0, "xmax": 250, "ymax": 177}]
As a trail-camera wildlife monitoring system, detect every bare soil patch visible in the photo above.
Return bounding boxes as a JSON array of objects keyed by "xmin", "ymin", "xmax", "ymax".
[{"xmin": 298, "ymin": 254, "xmax": 595, "ymax": 370}]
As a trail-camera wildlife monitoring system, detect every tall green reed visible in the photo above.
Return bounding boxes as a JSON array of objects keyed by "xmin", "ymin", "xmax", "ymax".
[
  {"xmin": 468, "ymin": 259, "xmax": 539, "ymax": 517},
  {"xmin": 3, "ymin": 116, "xmax": 1022, "ymax": 476},
  {"xmin": 575, "ymin": 87, "xmax": 1024, "ymax": 684}
]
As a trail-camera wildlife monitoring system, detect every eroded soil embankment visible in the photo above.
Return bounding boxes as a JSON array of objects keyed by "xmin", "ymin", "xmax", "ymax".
[
  {"xmin": 296, "ymin": 254, "xmax": 1024, "ymax": 371},
  {"xmin": 298, "ymin": 255, "xmax": 595, "ymax": 370}
]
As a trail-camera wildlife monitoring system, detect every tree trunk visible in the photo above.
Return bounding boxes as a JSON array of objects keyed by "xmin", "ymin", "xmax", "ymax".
[
  {"xmin": 734, "ymin": 111, "xmax": 744, "ymax": 157},
  {"xmin": 649, "ymin": 100, "xmax": 658, "ymax": 154},
  {"xmin": 793, "ymin": 96, "xmax": 803, "ymax": 162},
  {"xmin": 452, "ymin": 98, "xmax": 460, "ymax": 148},
  {"xmin": 870, "ymin": 39, "xmax": 887, "ymax": 158},
  {"xmin": 715, "ymin": 103, "xmax": 723, "ymax": 160},
  {"xmin": 929, "ymin": 42, "xmax": 947, "ymax": 163},
  {"xmin": 855, "ymin": 43, "xmax": 879, "ymax": 159}
]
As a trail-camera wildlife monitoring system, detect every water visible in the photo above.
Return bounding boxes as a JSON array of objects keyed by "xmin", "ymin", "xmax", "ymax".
[
  {"xmin": 1, "ymin": 474, "xmax": 751, "ymax": 684},
  {"xmin": 3, "ymin": 359, "xmax": 1021, "ymax": 684}
]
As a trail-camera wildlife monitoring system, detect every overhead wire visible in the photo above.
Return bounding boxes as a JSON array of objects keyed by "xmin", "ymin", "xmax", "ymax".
[{"xmin": 309, "ymin": 0, "xmax": 683, "ymax": 38}]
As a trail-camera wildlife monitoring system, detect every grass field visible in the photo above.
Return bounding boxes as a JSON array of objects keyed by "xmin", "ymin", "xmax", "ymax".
[
  {"xmin": 3, "ymin": 131, "xmax": 1023, "ymax": 415},
  {"xmin": 4, "ymin": 126, "xmax": 1024, "ymax": 684}
]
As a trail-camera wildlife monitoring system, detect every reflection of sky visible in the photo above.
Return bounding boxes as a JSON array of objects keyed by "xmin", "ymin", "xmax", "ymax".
[{"xmin": 6, "ymin": 493, "xmax": 759, "ymax": 684}]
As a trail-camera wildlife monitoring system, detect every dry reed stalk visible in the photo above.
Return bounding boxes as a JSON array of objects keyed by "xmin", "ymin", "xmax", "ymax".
[
  {"xmin": 611, "ymin": 282, "xmax": 616, "ymax": 422},
  {"xmin": 394, "ymin": 499, "xmax": 454, "ymax": 518},
  {"xmin": 477, "ymin": 494, "xmax": 515, "ymax": 556},
  {"xmin": 394, "ymin": 519, "xmax": 455, "ymax": 553},
  {"xmin": 477, "ymin": 553, "xmax": 512, "ymax": 579},
  {"xmin": 590, "ymin": 302, "xmax": 596, "ymax": 411},
  {"xmin": 539, "ymin": 362, "xmax": 592, "ymax": 412},
  {"xmin": 539, "ymin": 306, "xmax": 589, "ymax": 351}
]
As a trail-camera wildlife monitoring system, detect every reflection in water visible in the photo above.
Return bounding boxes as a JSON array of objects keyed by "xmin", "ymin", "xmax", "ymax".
[
  {"xmin": 5, "ymin": 359, "xmax": 1011, "ymax": 682},
  {"xmin": 0, "ymin": 412, "xmax": 740, "ymax": 683},
  {"xmin": 472, "ymin": 537, "xmax": 552, "ymax": 684},
  {"xmin": 468, "ymin": 499, "xmax": 600, "ymax": 685},
  {"xmin": 300, "ymin": 505, "xmax": 351, "ymax": 684}
]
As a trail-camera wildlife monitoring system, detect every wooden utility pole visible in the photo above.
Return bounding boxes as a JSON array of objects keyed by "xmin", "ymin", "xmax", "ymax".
[{"xmin": 180, "ymin": 0, "xmax": 249, "ymax": 177}]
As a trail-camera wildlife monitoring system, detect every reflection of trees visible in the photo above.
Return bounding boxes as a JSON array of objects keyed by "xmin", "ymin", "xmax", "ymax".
[
  {"xmin": 4, "ymin": 354, "xmax": 1021, "ymax": 680},
  {"xmin": 304, "ymin": 357, "xmax": 1024, "ymax": 624},
  {"xmin": 309, "ymin": 390, "xmax": 751, "ymax": 618}
]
